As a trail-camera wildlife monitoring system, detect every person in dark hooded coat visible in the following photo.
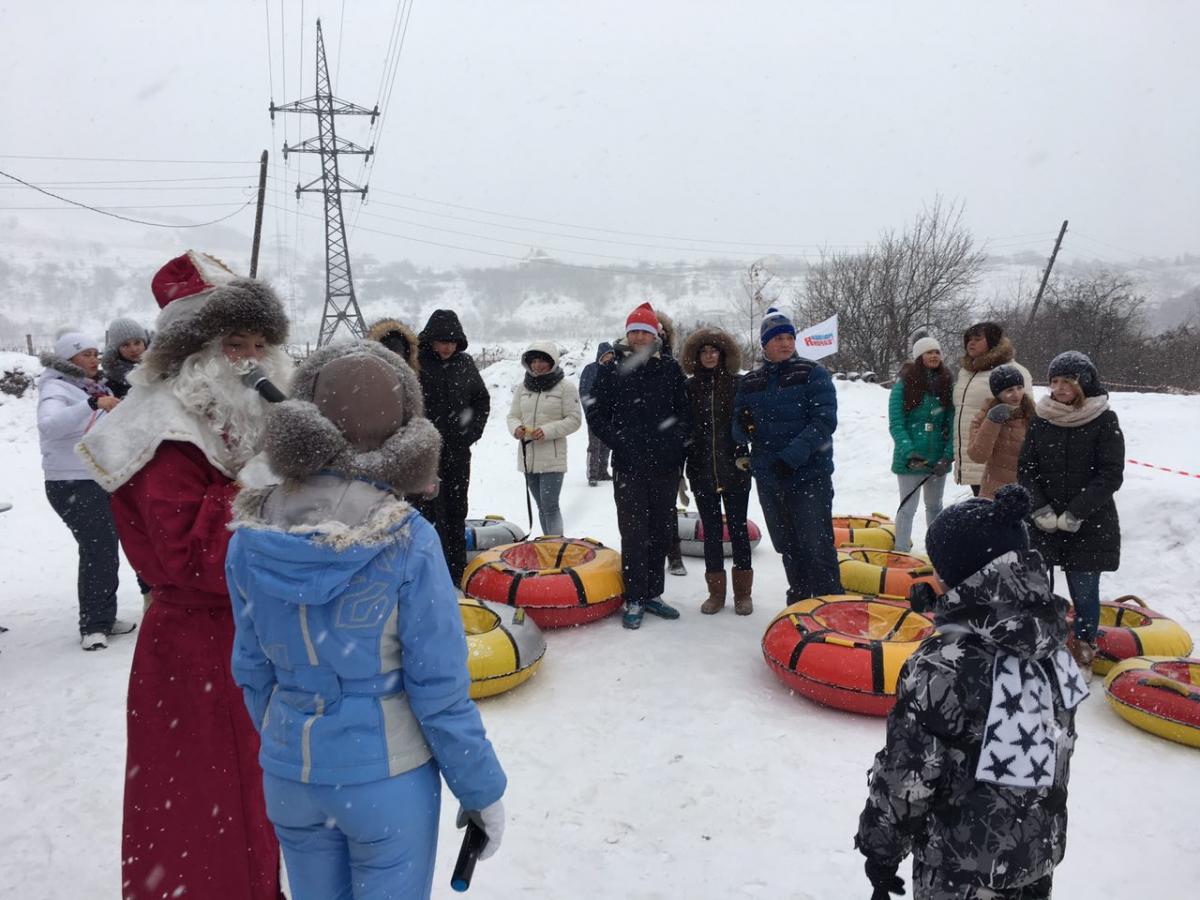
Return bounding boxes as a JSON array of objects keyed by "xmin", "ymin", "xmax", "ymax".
[
  {"xmin": 1018, "ymin": 350, "xmax": 1124, "ymax": 675},
  {"xmin": 367, "ymin": 317, "xmax": 421, "ymax": 374},
  {"xmin": 680, "ymin": 326, "xmax": 754, "ymax": 615},
  {"xmin": 856, "ymin": 485, "xmax": 1087, "ymax": 900},
  {"xmin": 579, "ymin": 341, "xmax": 615, "ymax": 485},
  {"xmin": 415, "ymin": 309, "xmax": 490, "ymax": 584}
]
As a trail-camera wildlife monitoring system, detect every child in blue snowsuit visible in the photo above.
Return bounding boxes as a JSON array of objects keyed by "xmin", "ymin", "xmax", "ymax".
[{"xmin": 227, "ymin": 341, "xmax": 507, "ymax": 900}]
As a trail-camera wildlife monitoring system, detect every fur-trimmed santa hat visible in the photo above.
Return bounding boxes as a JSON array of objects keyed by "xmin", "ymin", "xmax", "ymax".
[{"xmin": 140, "ymin": 251, "xmax": 289, "ymax": 379}]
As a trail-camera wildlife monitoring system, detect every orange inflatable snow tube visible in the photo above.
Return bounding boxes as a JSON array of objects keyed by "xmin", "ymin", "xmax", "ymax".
[
  {"xmin": 838, "ymin": 548, "xmax": 945, "ymax": 600},
  {"xmin": 1076, "ymin": 595, "xmax": 1195, "ymax": 676},
  {"xmin": 761, "ymin": 595, "xmax": 935, "ymax": 716},
  {"xmin": 832, "ymin": 515, "xmax": 896, "ymax": 550},
  {"xmin": 1104, "ymin": 656, "xmax": 1200, "ymax": 749},
  {"xmin": 461, "ymin": 536, "xmax": 624, "ymax": 628}
]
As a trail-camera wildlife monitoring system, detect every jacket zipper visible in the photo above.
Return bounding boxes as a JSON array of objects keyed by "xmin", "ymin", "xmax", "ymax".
[
  {"xmin": 710, "ymin": 381, "xmax": 720, "ymax": 492},
  {"xmin": 530, "ymin": 391, "xmax": 541, "ymax": 472},
  {"xmin": 956, "ymin": 370, "xmax": 976, "ymax": 473}
]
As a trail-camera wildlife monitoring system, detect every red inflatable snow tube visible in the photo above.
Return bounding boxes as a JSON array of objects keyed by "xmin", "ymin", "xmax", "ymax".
[
  {"xmin": 461, "ymin": 537, "xmax": 624, "ymax": 628},
  {"xmin": 761, "ymin": 595, "xmax": 935, "ymax": 716}
]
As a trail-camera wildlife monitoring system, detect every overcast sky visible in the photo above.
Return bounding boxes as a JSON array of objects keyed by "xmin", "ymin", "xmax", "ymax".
[{"xmin": 2, "ymin": 1, "xmax": 1198, "ymax": 276}]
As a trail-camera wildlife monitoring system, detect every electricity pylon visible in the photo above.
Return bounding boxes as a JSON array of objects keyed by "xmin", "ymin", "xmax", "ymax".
[{"xmin": 271, "ymin": 19, "xmax": 378, "ymax": 346}]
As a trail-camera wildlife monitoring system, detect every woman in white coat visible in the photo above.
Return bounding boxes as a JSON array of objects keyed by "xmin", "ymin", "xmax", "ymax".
[
  {"xmin": 952, "ymin": 322, "xmax": 1032, "ymax": 496},
  {"xmin": 37, "ymin": 331, "xmax": 134, "ymax": 649},
  {"xmin": 507, "ymin": 342, "xmax": 582, "ymax": 536}
]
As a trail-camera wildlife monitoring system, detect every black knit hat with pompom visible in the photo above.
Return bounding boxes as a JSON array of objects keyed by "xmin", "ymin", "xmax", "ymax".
[{"xmin": 925, "ymin": 484, "xmax": 1032, "ymax": 589}]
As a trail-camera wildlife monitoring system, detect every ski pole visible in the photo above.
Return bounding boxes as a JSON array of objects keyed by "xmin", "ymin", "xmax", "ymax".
[
  {"xmin": 521, "ymin": 439, "xmax": 534, "ymax": 533},
  {"xmin": 451, "ymin": 818, "xmax": 489, "ymax": 892}
]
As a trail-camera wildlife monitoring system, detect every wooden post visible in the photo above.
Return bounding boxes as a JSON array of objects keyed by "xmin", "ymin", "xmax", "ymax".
[
  {"xmin": 249, "ymin": 150, "xmax": 269, "ymax": 278},
  {"xmin": 1026, "ymin": 219, "xmax": 1069, "ymax": 328},
  {"xmin": 26, "ymin": 334, "xmax": 33, "ymax": 355}
]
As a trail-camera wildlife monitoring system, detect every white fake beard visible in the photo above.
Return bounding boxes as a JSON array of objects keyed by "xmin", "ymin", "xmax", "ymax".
[{"xmin": 171, "ymin": 343, "xmax": 294, "ymax": 470}]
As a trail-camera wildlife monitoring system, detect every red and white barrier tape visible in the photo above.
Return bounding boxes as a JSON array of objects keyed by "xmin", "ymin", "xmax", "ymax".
[{"xmin": 1127, "ymin": 459, "xmax": 1200, "ymax": 479}]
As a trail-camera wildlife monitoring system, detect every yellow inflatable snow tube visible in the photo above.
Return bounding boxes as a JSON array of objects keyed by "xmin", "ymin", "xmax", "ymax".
[
  {"xmin": 1103, "ymin": 656, "xmax": 1200, "ymax": 749},
  {"xmin": 459, "ymin": 595, "xmax": 547, "ymax": 699},
  {"xmin": 837, "ymin": 548, "xmax": 944, "ymax": 600},
  {"xmin": 833, "ymin": 515, "xmax": 896, "ymax": 550}
]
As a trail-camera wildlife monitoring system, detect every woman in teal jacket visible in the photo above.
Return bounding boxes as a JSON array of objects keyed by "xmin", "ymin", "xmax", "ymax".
[
  {"xmin": 888, "ymin": 337, "xmax": 955, "ymax": 552},
  {"xmin": 227, "ymin": 341, "xmax": 506, "ymax": 900}
]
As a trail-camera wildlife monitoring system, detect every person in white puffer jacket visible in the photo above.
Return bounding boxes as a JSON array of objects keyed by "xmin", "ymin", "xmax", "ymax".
[
  {"xmin": 506, "ymin": 341, "xmax": 582, "ymax": 536},
  {"xmin": 36, "ymin": 331, "xmax": 134, "ymax": 650}
]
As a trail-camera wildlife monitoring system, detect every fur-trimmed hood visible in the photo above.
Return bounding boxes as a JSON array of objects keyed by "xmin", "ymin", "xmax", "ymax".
[
  {"xmin": 366, "ymin": 317, "xmax": 420, "ymax": 373},
  {"xmin": 657, "ymin": 310, "xmax": 678, "ymax": 356},
  {"xmin": 141, "ymin": 278, "xmax": 289, "ymax": 380},
  {"xmin": 680, "ymin": 327, "xmax": 742, "ymax": 376},
  {"xmin": 261, "ymin": 341, "xmax": 440, "ymax": 495},
  {"xmin": 960, "ymin": 336, "xmax": 1016, "ymax": 373},
  {"xmin": 37, "ymin": 352, "xmax": 88, "ymax": 384}
]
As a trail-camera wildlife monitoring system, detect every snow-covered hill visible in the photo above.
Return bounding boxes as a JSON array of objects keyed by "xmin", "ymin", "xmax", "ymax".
[{"xmin": 1, "ymin": 347, "xmax": 1198, "ymax": 898}]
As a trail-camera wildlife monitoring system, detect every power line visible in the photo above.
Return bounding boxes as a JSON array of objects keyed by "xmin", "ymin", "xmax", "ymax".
[
  {"xmin": 0, "ymin": 153, "xmax": 257, "ymax": 165},
  {"xmin": 0, "ymin": 168, "xmax": 253, "ymax": 228},
  {"xmin": 0, "ymin": 201, "xmax": 259, "ymax": 211}
]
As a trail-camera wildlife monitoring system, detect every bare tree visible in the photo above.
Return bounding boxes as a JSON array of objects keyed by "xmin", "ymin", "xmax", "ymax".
[
  {"xmin": 794, "ymin": 197, "xmax": 984, "ymax": 376},
  {"xmin": 731, "ymin": 259, "xmax": 780, "ymax": 369}
]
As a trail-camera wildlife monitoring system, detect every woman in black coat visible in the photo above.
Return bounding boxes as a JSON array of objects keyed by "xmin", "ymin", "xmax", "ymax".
[
  {"xmin": 1018, "ymin": 351, "xmax": 1124, "ymax": 675},
  {"xmin": 681, "ymin": 327, "xmax": 754, "ymax": 615}
]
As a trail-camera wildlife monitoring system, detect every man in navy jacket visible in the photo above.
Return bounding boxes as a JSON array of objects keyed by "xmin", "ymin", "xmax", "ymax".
[
  {"xmin": 733, "ymin": 308, "xmax": 842, "ymax": 603},
  {"xmin": 579, "ymin": 341, "xmax": 615, "ymax": 485}
]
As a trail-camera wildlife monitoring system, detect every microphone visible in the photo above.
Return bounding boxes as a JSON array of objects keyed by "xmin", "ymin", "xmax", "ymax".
[
  {"xmin": 450, "ymin": 819, "xmax": 488, "ymax": 892},
  {"xmin": 240, "ymin": 366, "xmax": 287, "ymax": 404}
]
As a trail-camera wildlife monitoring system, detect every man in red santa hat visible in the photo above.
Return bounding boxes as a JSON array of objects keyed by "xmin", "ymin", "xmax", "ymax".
[{"xmin": 78, "ymin": 251, "xmax": 291, "ymax": 900}]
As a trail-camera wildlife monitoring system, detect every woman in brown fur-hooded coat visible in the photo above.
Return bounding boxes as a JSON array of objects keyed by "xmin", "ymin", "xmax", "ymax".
[
  {"xmin": 367, "ymin": 318, "xmax": 421, "ymax": 373},
  {"xmin": 967, "ymin": 382, "xmax": 1037, "ymax": 500},
  {"xmin": 680, "ymin": 326, "xmax": 754, "ymax": 613}
]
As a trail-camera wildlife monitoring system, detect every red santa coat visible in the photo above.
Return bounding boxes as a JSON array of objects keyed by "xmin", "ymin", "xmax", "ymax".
[{"xmin": 109, "ymin": 441, "xmax": 281, "ymax": 900}]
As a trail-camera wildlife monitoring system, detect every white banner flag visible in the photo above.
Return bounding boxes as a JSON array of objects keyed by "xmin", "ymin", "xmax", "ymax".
[{"xmin": 797, "ymin": 313, "xmax": 839, "ymax": 360}]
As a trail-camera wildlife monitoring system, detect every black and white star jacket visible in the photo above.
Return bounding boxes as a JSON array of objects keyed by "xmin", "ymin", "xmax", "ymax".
[{"xmin": 855, "ymin": 549, "xmax": 1083, "ymax": 893}]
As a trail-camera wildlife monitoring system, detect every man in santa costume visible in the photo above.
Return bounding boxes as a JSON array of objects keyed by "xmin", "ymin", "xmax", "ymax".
[{"xmin": 78, "ymin": 251, "xmax": 290, "ymax": 900}]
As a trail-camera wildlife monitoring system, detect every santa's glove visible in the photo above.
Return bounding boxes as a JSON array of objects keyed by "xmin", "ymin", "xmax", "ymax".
[
  {"xmin": 1057, "ymin": 511, "xmax": 1083, "ymax": 533},
  {"xmin": 1031, "ymin": 505, "xmax": 1058, "ymax": 532},
  {"xmin": 986, "ymin": 404, "xmax": 1013, "ymax": 424},
  {"xmin": 931, "ymin": 459, "xmax": 951, "ymax": 477},
  {"xmin": 457, "ymin": 799, "xmax": 506, "ymax": 861},
  {"xmin": 864, "ymin": 858, "xmax": 905, "ymax": 899}
]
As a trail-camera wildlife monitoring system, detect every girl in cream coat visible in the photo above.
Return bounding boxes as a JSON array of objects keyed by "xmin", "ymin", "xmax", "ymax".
[{"xmin": 507, "ymin": 342, "xmax": 582, "ymax": 535}]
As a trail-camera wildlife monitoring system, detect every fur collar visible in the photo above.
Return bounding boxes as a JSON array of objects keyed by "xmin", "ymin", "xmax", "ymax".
[
  {"xmin": 38, "ymin": 352, "xmax": 87, "ymax": 382},
  {"xmin": 960, "ymin": 336, "xmax": 1016, "ymax": 373},
  {"xmin": 1035, "ymin": 393, "xmax": 1110, "ymax": 427},
  {"xmin": 680, "ymin": 326, "xmax": 742, "ymax": 376}
]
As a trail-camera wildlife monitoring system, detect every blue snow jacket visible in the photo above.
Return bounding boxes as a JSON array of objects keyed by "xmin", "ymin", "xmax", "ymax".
[
  {"xmin": 227, "ymin": 475, "xmax": 506, "ymax": 811},
  {"xmin": 732, "ymin": 354, "xmax": 837, "ymax": 483}
]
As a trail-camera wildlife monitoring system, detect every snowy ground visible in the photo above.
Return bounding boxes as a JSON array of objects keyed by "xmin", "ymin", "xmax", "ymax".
[{"xmin": 1, "ymin": 347, "xmax": 1198, "ymax": 899}]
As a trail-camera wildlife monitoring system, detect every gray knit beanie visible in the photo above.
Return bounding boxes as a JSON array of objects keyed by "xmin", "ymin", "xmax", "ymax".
[{"xmin": 105, "ymin": 317, "xmax": 149, "ymax": 351}]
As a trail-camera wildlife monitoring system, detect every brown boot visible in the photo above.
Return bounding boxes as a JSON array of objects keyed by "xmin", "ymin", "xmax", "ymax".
[
  {"xmin": 1067, "ymin": 634, "xmax": 1096, "ymax": 683},
  {"xmin": 700, "ymin": 571, "xmax": 726, "ymax": 614},
  {"xmin": 732, "ymin": 568, "xmax": 754, "ymax": 616}
]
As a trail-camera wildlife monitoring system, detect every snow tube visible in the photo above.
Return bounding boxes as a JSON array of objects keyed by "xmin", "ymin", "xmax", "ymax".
[
  {"xmin": 465, "ymin": 515, "xmax": 527, "ymax": 560},
  {"xmin": 1103, "ymin": 657, "xmax": 1200, "ymax": 749},
  {"xmin": 761, "ymin": 595, "xmax": 935, "ymax": 716},
  {"xmin": 461, "ymin": 536, "xmax": 624, "ymax": 628},
  {"xmin": 1074, "ymin": 595, "xmax": 1194, "ymax": 676},
  {"xmin": 838, "ymin": 548, "xmax": 944, "ymax": 601},
  {"xmin": 832, "ymin": 515, "xmax": 896, "ymax": 550},
  {"xmin": 676, "ymin": 510, "xmax": 762, "ymax": 558},
  {"xmin": 459, "ymin": 595, "xmax": 546, "ymax": 700}
]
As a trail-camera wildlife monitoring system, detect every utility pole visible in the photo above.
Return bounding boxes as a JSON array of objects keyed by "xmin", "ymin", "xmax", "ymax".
[
  {"xmin": 249, "ymin": 150, "xmax": 269, "ymax": 278},
  {"xmin": 1026, "ymin": 219, "xmax": 1068, "ymax": 328},
  {"xmin": 271, "ymin": 19, "xmax": 378, "ymax": 346}
]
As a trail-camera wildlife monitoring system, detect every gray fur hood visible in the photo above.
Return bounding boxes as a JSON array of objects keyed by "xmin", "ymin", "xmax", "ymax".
[{"xmin": 261, "ymin": 340, "xmax": 440, "ymax": 495}]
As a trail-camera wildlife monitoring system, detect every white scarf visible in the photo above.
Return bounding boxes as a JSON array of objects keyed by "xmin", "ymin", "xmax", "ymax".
[
  {"xmin": 974, "ymin": 648, "xmax": 1088, "ymax": 789},
  {"xmin": 1035, "ymin": 393, "xmax": 1110, "ymax": 427}
]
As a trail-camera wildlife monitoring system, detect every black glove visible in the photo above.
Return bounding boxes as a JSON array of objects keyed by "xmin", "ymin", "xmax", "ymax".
[
  {"xmin": 770, "ymin": 458, "xmax": 794, "ymax": 479},
  {"xmin": 864, "ymin": 858, "xmax": 905, "ymax": 899},
  {"xmin": 906, "ymin": 453, "xmax": 927, "ymax": 471},
  {"xmin": 986, "ymin": 404, "xmax": 1013, "ymax": 424},
  {"xmin": 932, "ymin": 459, "xmax": 951, "ymax": 477}
]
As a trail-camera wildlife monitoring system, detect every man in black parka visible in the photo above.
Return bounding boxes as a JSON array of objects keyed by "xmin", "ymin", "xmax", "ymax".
[
  {"xmin": 415, "ymin": 309, "xmax": 490, "ymax": 584},
  {"xmin": 586, "ymin": 302, "xmax": 692, "ymax": 629}
]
